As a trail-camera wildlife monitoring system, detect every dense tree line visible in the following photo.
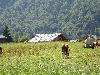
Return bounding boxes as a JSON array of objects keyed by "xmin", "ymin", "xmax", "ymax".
[{"xmin": 0, "ymin": 0, "xmax": 100, "ymax": 41}]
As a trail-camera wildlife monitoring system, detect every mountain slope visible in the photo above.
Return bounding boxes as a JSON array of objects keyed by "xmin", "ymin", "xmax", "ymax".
[{"xmin": 0, "ymin": 0, "xmax": 100, "ymax": 40}]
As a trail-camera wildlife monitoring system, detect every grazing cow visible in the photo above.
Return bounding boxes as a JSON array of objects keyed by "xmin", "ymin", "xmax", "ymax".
[
  {"xmin": 90, "ymin": 42, "xmax": 100, "ymax": 48},
  {"xmin": 84, "ymin": 36, "xmax": 95, "ymax": 49},
  {"xmin": 84, "ymin": 43, "xmax": 95, "ymax": 49},
  {"xmin": 93, "ymin": 42, "xmax": 100, "ymax": 48},
  {"xmin": 62, "ymin": 44, "xmax": 70, "ymax": 57},
  {"xmin": 0, "ymin": 47, "xmax": 3, "ymax": 54},
  {"xmin": 96, "ymin": 42, "xmax": 100, "ymax": 46}
]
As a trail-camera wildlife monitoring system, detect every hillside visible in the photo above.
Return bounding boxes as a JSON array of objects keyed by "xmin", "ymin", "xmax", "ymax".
[{"xmin": 0, "ymin": 0, "xmax": 100, "ymax": 40}]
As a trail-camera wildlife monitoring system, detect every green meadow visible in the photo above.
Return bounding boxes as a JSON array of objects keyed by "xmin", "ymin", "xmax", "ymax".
[{"xmin": 0, "ymin": 42, "xmax": 100, "ymax": 75}]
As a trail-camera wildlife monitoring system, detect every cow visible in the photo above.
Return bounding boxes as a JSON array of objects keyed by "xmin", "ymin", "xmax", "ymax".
[
  {"xmin": 0, "ymin": 47, "xmax": 3, "ymax": 54},
  {"xmin": 93, "ymin": 42, "xmax": 100, "ymax": 48},
  {"xmin": 84, "ymin": 36, "xmax": 95, "ymax": 49},
  {"xmin": 96, "ymin": 42, "xmax": 100, "ymax": 46},
  {"xmin": 89, "ymin": 42, "xmax": 100, "ymax": 49},
  {"xmin": 62, "ymin": 44, "xmax": 70, "ymax": 57}
]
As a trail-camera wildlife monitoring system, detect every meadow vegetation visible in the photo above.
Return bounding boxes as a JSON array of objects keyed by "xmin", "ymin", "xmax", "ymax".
[{"xmin": 0, "ymin": 42, "xmax": 100, "ymax": 75}]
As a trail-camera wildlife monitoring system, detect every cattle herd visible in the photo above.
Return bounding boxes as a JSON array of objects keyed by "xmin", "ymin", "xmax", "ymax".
[{"xmin": 62, "ymin": 41, "xmax": 100, "ymax": 57}]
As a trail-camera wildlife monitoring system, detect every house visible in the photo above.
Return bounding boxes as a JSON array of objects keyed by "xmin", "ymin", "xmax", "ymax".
[
  {"xmin": 80, "ymin": 34, "xmax": 99, "ymax": 41},
  {"xmin": 0, "ymin": 35, "xmax": 7, "ymax": 43},
  {"xmin": 28, "ymin": 33, "xmax": 68, "ymax": 42},
  {"xmin": 80, "ymin": 35, "xmax": 89, "ymax": 41}
]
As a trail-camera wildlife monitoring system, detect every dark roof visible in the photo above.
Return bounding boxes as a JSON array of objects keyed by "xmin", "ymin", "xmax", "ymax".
[
  {"xmin": 28, "ymin": 33, "xmax": 67, "ymax": 42},
  {"xmin": 81, "ymin": 34, "xmax": 100, "ymax": 40}
]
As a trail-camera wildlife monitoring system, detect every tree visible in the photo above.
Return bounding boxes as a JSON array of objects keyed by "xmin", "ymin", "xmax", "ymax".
[
  {"xmin": 3, "ymin": 25, "xmax": 13, "ymax": 42},
  {"xmin": 0, "ymin": 0, "xmax": 99, "ymax": 39}
]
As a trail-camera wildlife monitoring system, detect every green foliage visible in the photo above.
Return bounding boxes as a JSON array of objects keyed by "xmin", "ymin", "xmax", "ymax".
[
  {"xmin": 3, "ymin": 25, "xmax": 10, "ymax": 37},
  {"xmin": 2, "ymin": 25, "xmax": 13, "ymax": 42},
  {"xmin": 0, "ymin": 42, "xmax": 100, "ymax": 74},
  {"xmin": 19, "ymin": 36, "xmax": 29, "ymax": 42},
  {"xmin": 0, "ymin": 0, "xmax": 100, "ymax": 39}
]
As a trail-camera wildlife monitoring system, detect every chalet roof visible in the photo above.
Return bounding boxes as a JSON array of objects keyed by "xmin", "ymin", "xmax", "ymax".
[
  {"xmin": 89, "ymin": 35, "xmax": 100, "ymax": 40},
  {"xmin": 28, "ymin": 33, "xmax": 65, "ymax": 42},
  {"xmin": 0, "ymin": 35, "xmax": 6, "ymax": 39},
  {"xmin": 81, "ymin": 34, "xmax": 99, "ymax": 40}
]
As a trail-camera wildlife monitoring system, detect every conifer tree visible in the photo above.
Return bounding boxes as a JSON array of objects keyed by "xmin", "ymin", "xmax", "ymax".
[{"xmin": 3, "ymin": 25, "xmax": 13, "ymax": 42}]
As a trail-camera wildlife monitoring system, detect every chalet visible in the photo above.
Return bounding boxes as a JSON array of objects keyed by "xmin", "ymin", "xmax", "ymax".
[
  {"xmin": 80, "ymin": 34, "xmax": 89, "ymax": 41},
  {"xmin": 80, "ymin": 34, "xmax": 99, "ymax": 41},
  {"xmin": 28, "ymin": 33, "xmax": 68, "ymax": 42},
  {"xmin": 0, "ymin": 35, "xmax": 7, "ymax": 43}
]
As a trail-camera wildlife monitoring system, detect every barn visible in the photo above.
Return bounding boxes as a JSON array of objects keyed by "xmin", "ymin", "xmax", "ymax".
[
  {"xmin": 28, "ymin": 33, "xmax": 68, "ymax": 42},
  {"xmin": 0, "ymin": 35, "xmax": 7, "ymax": 43}
]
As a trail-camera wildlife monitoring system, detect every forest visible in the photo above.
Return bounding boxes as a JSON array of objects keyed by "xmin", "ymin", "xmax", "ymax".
[{"xmin": 0, "ymin": 0, "xmax": 100, "ymax": 41}]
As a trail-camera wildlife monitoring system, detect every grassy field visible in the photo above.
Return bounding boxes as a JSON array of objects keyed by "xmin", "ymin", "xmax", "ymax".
[{"xmin": 0, "ymin": 42, "xmax": 100, "ymax": 75}]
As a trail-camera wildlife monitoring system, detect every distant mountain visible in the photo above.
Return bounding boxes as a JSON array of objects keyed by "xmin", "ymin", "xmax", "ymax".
[
  {"xmin": 0, "ymin": 0, "xmax": 16, "ymax": 8},
  {"xmin": 0, "ymin": 0, "xmax": 100, "ymax": 40}
]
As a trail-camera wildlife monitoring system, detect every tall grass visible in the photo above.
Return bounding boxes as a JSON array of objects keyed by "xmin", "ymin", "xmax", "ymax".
[{"xmin": 0, "ymin": 42, "xmax": 100, "ymax": 75}]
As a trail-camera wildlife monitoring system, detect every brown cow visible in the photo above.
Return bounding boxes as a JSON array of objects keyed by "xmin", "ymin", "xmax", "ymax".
[
  {"xmin": 62, "ymin": 44, "xmax": 70, "ymax": 57},
  {"xmin": 94, "ymin": 42, "xmax": 100, "ymax": 48},
  {"xmin": 0, "ymin": 47, "xmax": 3, "ymax": 54},
  {"xmin": 96, "ymin": 42, "xmax": 100, "ymax": 46}
]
